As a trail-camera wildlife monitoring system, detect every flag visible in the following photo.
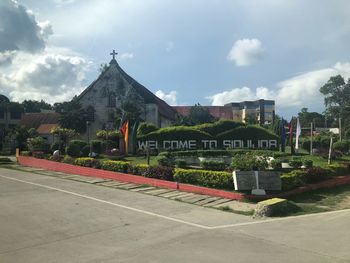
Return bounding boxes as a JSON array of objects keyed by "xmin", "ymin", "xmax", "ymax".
[
  {"xmin": 281, "ymin": 118, "xmax": 286, "ymax": 152},
  {"xmin": 119, "ymin": 120, "xmax": 129, "ymax": 153},
  {"xmin": 289, "ymin": 118, "xmax": 295, "ymax": 155},
  {"xmin": 295, "ymin": 117, "xmax": 301, "ymax": 151}
]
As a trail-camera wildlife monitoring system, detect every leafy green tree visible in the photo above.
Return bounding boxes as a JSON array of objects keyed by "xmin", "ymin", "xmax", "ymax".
[
  {"xmin": 53, "ymin": 97, "xmax": 88, "ymax": 133},
  {"xmin": 320, "ymin": 75, "xmax": 350, "ymax": 136},
  {"xmin": 297, "ymin": 108, "xmax": 326, "ymax": 128},
  {"xmin": 187, "ymin": 103, "xmax": 215, "ymax": 125},
  {"xmin": 22, "ymin": 100, "xmax": 52, "ymax": 113}
]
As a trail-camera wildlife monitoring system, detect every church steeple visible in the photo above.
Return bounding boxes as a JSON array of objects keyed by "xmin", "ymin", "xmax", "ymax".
[{"xmin": 109, "ymin": 49, "xmax": 118, "ymax": 64}]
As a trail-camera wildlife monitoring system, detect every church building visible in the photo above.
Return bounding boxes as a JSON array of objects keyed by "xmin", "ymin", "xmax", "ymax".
[{"xmin": 77, "ymin": 50, "xmax": 177, "ymax": 136}]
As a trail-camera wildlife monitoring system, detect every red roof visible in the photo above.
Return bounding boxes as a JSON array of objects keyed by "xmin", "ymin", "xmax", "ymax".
[
  {"xmin": 37, "ymin": 124, "xmax": 59, "ymax": 134},
  {"xmin": 19, "ymin": 112, "xmax": 60, "ymax": 129},
  {"xmin": 173, "ymin": 106, "xmax": 233, "ymax": 120}
]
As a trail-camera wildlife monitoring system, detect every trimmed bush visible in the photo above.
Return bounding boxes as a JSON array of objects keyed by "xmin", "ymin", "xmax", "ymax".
[
  {"xmin": 217, "ymin": 126, "xmax": 279, "ymax": 149},
  {"xmin": 96, "ymin": 130, "xmax": 120, "ymax": 141},
  {"xmin": 200, "ymin": 160, "xmax": 226, "ymax": 171},
  {"xmin": 51, "ymin": 140, "xmax": 65, "ymax": 154},
  {"xmin": 21, "ymin": 151, "xmax": 31, "ymax": 156},
  {"xmin": 91, "ymin": 140, "xmax": 106, "ymax": 154},
  {"xmin": 137, "ymin": 122, "xmax": 159, "ymax": 136},
  {"xmin": 231, "ymin": 152, "xmax": 269, "ymax": 171},
  {"xmin": 0, "ymin": 157, "xmax": 12, "ymax": 163},
  {"xmin": 143, "ymin": 166, "xmax": 174, "ymax": 181},
  {"xmin": 270, "ymin": 158, "xmax": 282, "ymax": 170},
  {"xmin": 280, "ymin": 170, "xmax": 307, "ymax": 191},
  {"xmin": 333, "ymin": 140, "xmax": 350, "ymax": 153},
  {"xmin": 174, "ymin": 168, "xmax": 233, "ymax": 190},
  {"xmin": 175, "ymin": 159, "xmax": 187, "ymax": 168},
  {"xmin": 328, "ymin": 163, "xmax": 350, "ymax": 176},
  {"xmin": 156, "ymin": 155, "xmax": 174, "ymax": 167},
  {"xmin": 100, "ymin": 160, "xmax": 130, "ymax": 173},
  {"xmin": 288, "ymin": 157, "xmax": 303, "ymax": 169},
  {"xmin": 66, "ymin": 143, "xmax": 81, "ymax": 157},
  {"xmin": 74, "ymin": 157, "xmax": 101, "ymax": 168},
  {"xmin": 61, "ymin": 155, "xmax": 75, "ymax": 164},
  {"xmin": 303, "ymin": 159, "xmax": 313, "ymax": 168},
  {"xmin": 195, "ymin": 120, "xmax": 244, "ymax": 136},
  {"xmin": 129, "ymin": 164, "xmax": 150, "ymax": 176}
]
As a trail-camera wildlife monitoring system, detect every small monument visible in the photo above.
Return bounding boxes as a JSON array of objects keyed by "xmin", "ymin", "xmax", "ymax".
[{"xmin": 233, "ymin": 170, "xmax": 281, "ymax": 195}]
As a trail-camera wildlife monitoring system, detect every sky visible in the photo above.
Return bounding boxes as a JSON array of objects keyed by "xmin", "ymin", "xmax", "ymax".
[{"xmin": 1, "ymin": 0, "xmax": 350, "ymax": 119}]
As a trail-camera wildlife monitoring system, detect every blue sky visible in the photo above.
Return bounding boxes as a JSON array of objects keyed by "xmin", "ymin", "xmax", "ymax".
[{"xmin": 1, "ymin": 0, "xmax": 350, "ymax": 119}]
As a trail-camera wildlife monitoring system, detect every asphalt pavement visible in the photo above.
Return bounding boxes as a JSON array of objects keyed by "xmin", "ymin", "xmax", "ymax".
[{"xmin": 1, "ymin": 167, "xmax": 350, "ymax": 263}]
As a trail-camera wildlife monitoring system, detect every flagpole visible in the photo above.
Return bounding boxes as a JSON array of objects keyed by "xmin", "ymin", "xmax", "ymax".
[{"xmin": 310, "ymin": 122, "xmax": 313, "ymax": 155}]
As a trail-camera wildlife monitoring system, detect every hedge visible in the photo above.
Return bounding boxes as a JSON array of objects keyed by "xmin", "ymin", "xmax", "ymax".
[
  {"xmin": 138, "ymin": 126, "xmax": 213, "ymax": 144},
  {"xmin": 100, "ymin": 160, "xmax": 130, "ymax": 173},
  {"xmin": 200, "ymin": 160, "xmax": 226, "ymax": 171},
  {"xmin": 74, "ymin": 157, "xmax": 101, "ymax": 168},
  {"xmin": 217, "ymin": 125, "xmax": 279, "ymax": 142},
  {"xmin": 174, "ymin": 168, "xmax": 233, "ymax": 190},
  {"xmin": 137, "ymin": 122, "xmax": 159, "ymax": 136},
  {"xmin": 195, "ymin": 120, "xmax": 244, "ymax": 136}
]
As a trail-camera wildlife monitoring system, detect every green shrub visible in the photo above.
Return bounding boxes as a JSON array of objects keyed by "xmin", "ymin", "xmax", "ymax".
[
  {"xmin": 27, "ymin": 136, "xmax": 50, "ymax": 153},
  {"xmin": 61, "ymin": 155, "xmax": 75, "ymax": 164},
  {"xmin": 333, "ymin": 140, "xmax": 350, "ymax": 153},
  {"xmin": 74, "ymin": 157, "xmax": 101, "ymax": 168},
  {"xmin": 174, "ymin": 168, "xmax": 233, "ymax": 190},
  {"xmin": 175, "ymin": 159, "xmax": 187, "ymax": 168},
  {"xmin": 51, "ymin": 140, "xmax": 65, "ymax": 154},
  {"xmin": 200, "ymin": 160, "xmax": 226, "ymax": 171},
  {"xmin": 156, "ymin": 155, "xmax": 174, "ymax": 166},
  {"xmin": 270, "ymin": 158, "xmax": 282, "ymax": 170},
  {"xmin": 21, "ymin": 151, "xmax": 31, "ymax": 156},
  {"xmin": 137, "ymin": 122, "xmax": 159, "ymax": 136},
  {"xmin": 303, "ymin": 159, "xmax": 313, "ymax": 168},
  {"xmin": 100, "ymin": 160, "xmax": 130, "ymax": 173},
  {"xmin": 66, "ymin": 143, "xmax": 81, "ymax": 157},
  {"xmin": 91, "ymin": 140, "xmax": 106, "ymax": 154},
  {"xmin": 96, "ymin": 130, "xmax": 120, "ymax": 141},
  {"xmin": 280, "ymin": 170, "xmax": 307, "ymax": 191},
  {"xmin": 143, "ymin": 166, "xmax": 174, "ymax": 181},
  {"xmin": 288, "ymin": 157, "xmax": 303, "ymax": 168},
  {"xmin": 231, "ymin": 152, "xmax": 268, "ymax": 171},
  {"xmin": 327, "ymin": 164, "xmax": 350, "ymax": 176},
  {"xmin": 129, "ymin": 164, "xmax": 149, "ymax": 176},
  {"xmin": 81, "ymin": 145, "xmax": 91, "ymax": 157}
]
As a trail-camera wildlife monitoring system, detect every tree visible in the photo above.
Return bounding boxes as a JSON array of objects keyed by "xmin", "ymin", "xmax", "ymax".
[
  {"xmin": 320, "ymin": 75, "xmax": 350, "ymax": 136},
  {"xmin": 297, "ymin": 108, "xmax": 326, "ymax": 128},
  {"xmin": 53, "ymin": 97, "xmax": 88, "ymax": 133},
  {"xmin": 187, "ymin": 104, "xmax": 215, "ymax": 125},
  {"xmin": 22, "ymin": 100, "xmax": 52, "ymax": 113}
]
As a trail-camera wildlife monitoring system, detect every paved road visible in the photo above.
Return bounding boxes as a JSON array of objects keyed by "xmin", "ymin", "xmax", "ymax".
[{"xmin": 1, "ymin": 167, "xmax": 350, "ymax": 263}]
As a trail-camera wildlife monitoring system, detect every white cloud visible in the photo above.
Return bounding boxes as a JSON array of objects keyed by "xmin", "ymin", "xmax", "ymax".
[
  {"xmin": 209, "ymin": 86, "xmax": 273, "ymax": 106},
  {"xmin": 155, "ymin": 90, "xmax": 177, "ymax": 105},
  {"xmin": 0, "ymin": 0, "xmax": 52, "ymax": 53},
  {"xmin": 275, "ymin": 62, "xmax": 350, "ymax": 110},
  {"xmin": 119, "ymin": 52, "xmax": 134, "ymax": 60},
  {"xmin": 227, "ymin": 38, "xmax": 264, "ymax": 66},
  {"xmin": 0, "ymin": 51, "xmax": 90, "ymax": 104},
  {"xmin": 209, "ymin": 62, "xmax": 350, "ymax": 114},
  {"xmin": 0, "ymin": 50, "xmax": 16, "ymax": 67}
]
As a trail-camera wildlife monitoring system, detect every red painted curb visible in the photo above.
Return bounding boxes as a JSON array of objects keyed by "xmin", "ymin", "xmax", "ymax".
[{"xmin": 16, "ymin": 156, "xmax": 350, "ymax": 201}]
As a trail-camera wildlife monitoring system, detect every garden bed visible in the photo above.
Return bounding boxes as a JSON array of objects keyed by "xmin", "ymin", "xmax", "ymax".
[{"xmin": 16, "ymin": 156, "xmax": 350, "ymax": 201}]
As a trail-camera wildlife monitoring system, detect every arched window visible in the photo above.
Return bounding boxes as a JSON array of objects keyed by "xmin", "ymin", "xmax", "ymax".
[
  {"xmin": 108, "ymin": 93, "xmax": 116, "ymax": 107},
  {"xmin": 86, "ymin": 106, "xmax": 95, "ymax": 121}
]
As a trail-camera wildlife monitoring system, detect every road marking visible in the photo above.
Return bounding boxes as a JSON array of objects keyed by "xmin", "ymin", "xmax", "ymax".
[
  {"xmin": 2, "ymin": 173, "xmax": 350, "ymax": 230},
  {"xmin": 0, "ymin": 174, "xmax": 211, "ymax": 230}
]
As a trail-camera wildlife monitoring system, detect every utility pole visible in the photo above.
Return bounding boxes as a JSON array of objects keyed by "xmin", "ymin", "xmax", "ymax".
[{"xmin": 310, "ymin": 122, "xmax": 313, "ymax": 155}]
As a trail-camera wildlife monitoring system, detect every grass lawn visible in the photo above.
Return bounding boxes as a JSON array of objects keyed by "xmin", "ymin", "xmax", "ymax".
[{"xmin": 287, "ymin": 183, "xmax": 350, "ymax": 215}]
